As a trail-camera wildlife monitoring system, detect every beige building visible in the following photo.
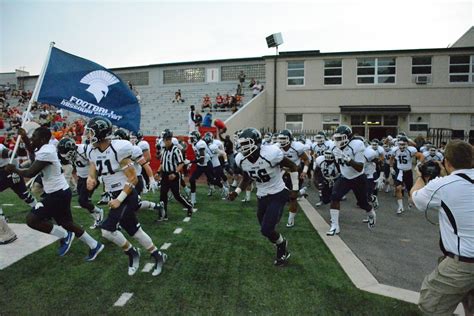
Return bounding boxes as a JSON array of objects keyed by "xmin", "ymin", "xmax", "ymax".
[{"xmin": 253, "ymin": 27, "xmax": 474, "ymax": 143}]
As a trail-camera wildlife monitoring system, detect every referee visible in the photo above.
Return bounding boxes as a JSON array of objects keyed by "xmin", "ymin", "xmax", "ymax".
[{"xmin": 158, "ymin": 129, "xmax": 194, "ymax": 220}]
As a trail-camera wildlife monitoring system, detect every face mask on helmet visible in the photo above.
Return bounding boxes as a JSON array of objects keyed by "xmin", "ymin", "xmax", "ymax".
[
  {"xmin": 429, "ymin": 148, "xmax": 437, "ymax": 156},
  {"xmin": 237, "ymin": 137, "xmax": 258, "ymax": 158},
  {"xmin": 277, "ymin": 134, "xmax": 291, "ymax": 147},
  {"xmin": 315, "ymin": 135, "xmax": 325, "ymax": 145},
  {"xmin": 371, "ymin": 142, "xmax": 378, "ymax": 150},
  {"xmin": 85, "ymin": 127, "xmax": 99, "ymax": 145},
  {"xmin": 324, "ymin": 150, "xmax": 334, "ymax": 162},
  {"xmin": 333, "ymin": 133, "xmax": 349, "ymax": 149},
  {"xmin": 263, "ymin": 133, "xmax": 272, "ymax": 143}
]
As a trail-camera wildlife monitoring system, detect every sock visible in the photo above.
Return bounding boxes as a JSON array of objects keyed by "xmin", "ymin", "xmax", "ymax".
[
  {"xmin": 397, "ymin": 199, "xmax": 403, "ymax": 209},
  {"xmin": 288, "ymin": 212, "xmax": 296, "ymax": 221},
  {"xmin": 329, "ymin": 209, "xmax": 340, "ymax": 227},
  {"xmin": 139, "ymin": 201, "xmax": 156, "ymax": 210},
  {"xmin": 0, "ymin": 207, "xmax": 3, "ymax": 217},
  {"xmin": 93, "ymin": 206, "xmax": 102, "ymax": 213},
  {"xmin": 133, "ymin": 228, "xmax": 154, "ymax": 250},
  {"xmin": 79, "ymin": 231, "xmax": 98, "ymax": 249},
  {"xmin": 299, "ymin": 187, "xmax": 306, "ymax": 195},
  {"xmin": 50, "ymin": 225, "xmax": 68, "ymax": 239},
  {"xmin": 231, "ymin": 180, "xmax": 238, "ymax": 187},
  {"xmin": 245, "ymin": 190, "xmax": 251, "ymax": 201},
  {"xmin": 275, "ymin": 234, "xmax": 284, "ymax": 244},
  {"xmin": 191, "ymin": 192, "xmax": 196, "ymax": 204}
]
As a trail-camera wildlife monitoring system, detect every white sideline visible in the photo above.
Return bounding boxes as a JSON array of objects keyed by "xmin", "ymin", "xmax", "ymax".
[
  {"xmin": 183, "ymin": 217, "xmax": 191, "ymax": 222},
  {"xmin": 173, "ymin": 228, "xmax": 182, "ymax": 234},
  {"xmin": 113, "ymin": 292, "xmax": 133, "ymax": 307},
  {"xmin": 298, "ymin": 199, "xmax": 464, "ymax": 315},
  {"xmin": 160, "ymin": 242, "xmax": 171, "ymax": 250}
]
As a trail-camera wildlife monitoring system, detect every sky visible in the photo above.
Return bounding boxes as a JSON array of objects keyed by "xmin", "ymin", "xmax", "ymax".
[{"xmin": 0, "ymin": 0, "xmax": 473, "ymax": 75}]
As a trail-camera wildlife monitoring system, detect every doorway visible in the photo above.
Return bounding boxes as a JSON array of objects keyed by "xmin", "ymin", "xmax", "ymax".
[{"xmin": 368, "ymin": 127, "xmax": 397, "ymax": 140}]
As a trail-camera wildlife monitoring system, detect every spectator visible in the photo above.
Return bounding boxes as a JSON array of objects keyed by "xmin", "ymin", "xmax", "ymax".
[
  {"xmin": 201, "ymin": 94, "xmax": 212, "ymax": 111},
  {"xmin": 236, "ymin": 84, "xmax": 242, "ymax": 97},
  {"xmin": 235, "ymin": 94, "xmax": 243, "ymax": 108},
  {"xmin": 128, "ymin": 81, "xmax": 133, "ymax": 90},
  {"xmin": 194, "ymin": 111, "xmax": 202, "ymax": 128},
  {"xmin": 215, "ymin": 93, "xmax": 224, "ymax": 111},
  {"xmin": 411, "ymin": 140, "xmax": 474, "ymax": 316},
  {"xmin": 202, "ymin": 111, "xmax": 212, "ymax": 127},
  {"xmin": 173, "ymin": 89, "xmax": 185, "ymax": 103},
  {"xmin": 188, "ymin": 105, "xmax": 196, "ymax": 133},
  {"xmin": 238, "ymin": 71, "xmax": 246, "ymax": 87},
  {"xmin": 252, "ymin": 80, "xmax": 262, "ymax": 98}
]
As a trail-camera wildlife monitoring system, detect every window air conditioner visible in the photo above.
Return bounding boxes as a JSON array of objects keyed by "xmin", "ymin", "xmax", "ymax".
[{"xmin": 415, "ymin": 75, "xmax": 430, "ymax": 84}]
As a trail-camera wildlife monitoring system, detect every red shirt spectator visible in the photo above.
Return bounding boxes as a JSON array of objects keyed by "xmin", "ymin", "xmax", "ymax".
[{"xmin": 215, "ymin": 93, "xmax": 224, "ymax": 106}]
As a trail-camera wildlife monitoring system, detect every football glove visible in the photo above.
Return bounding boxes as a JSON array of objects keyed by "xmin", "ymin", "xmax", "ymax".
[{"xmin": 149, "ymin": 179, "xmax": 159, "ymax": 193}]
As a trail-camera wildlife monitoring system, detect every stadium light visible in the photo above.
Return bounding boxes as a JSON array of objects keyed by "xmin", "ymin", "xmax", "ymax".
[{"xmin": 266, "ymin": 33, "xmax": 283, "ymax": 131}]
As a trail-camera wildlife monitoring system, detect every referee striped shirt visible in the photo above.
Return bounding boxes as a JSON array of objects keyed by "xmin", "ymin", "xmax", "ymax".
[{"xmin": 161, "ymin": 145, "xmax": 184, "ymax": 173}]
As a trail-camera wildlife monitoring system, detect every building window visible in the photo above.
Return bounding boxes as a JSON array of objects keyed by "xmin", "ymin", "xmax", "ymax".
[
  {"xmin": 221, "ymin": 64, "xmax": 265, "ymax": 81},
  {"xmin": 163, "ymin": 67, "xmax": 205, "ymax": 84},
  {"xmin": 287, "ymin": 61, "xmax": 304, "ymax": 86},
  {"xmin": 285, "ymin": 114, "xmax": 303, "ymax": 130},
  {"xmin": 324, "ymin": 60, "xmax": 342, "ymax": 85},
  {"xmin": 116, "ymin": 71, "xmax": 149, "ymax": 86},
  {"xmin": 449, "ymin": 55, "xmax": 474, "ymax": 83},
  {"xmin": 322, "ymin": 114, "xmax": 340, "ymax": 131},
  {"xmin": 409, "ymin": 123, "xmax": 428, "ymax": 132},
  {"xmin": 351, "ymin": 115, "xmax": 365, "ymax": 126},
  {"xmin": 452, "ymin": 130, "xmax": 465, "ymax": 139},
  {"xmin": 383, "ymin": 115, "xmax": 398, "ymax": 126},
  {"xmin": 471, "ymin": 115, "xmax": 474, "ymax": 126},
  {"xmin": 412, "ymin": 56, "xmax": 432, "ymax": 74},
  {"xmin": 357, "ymin": 58, "xmax": 396, "ymax": 84},
  {"xmin": 364, "ymin": 115, "xmax": 382, "ymax": 125}
]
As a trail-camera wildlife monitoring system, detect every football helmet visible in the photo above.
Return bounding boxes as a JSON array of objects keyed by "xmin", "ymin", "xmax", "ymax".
[
  {"xmin": 57, "ymin": 138, "xmax": 77, "ymax": 162},
  {"xmin": 324, "ymin": 150, "xmax": 335, "ymax": 162},
  {"xmin": 114, "ymin": 128, "xmax": 130, "ymax": 141},
  {"xmin": 333, "ymin": 125, "xmax": 352, "ymax": 149},
  {"xmin": 429, "ymin": 147, "xmax": 437, "ymax": 156},
  {"xmin": 203, "ymin": 132, "xmax": 213, "ymax": 144},
  {"xmin": 263, "ymin": 132, "xmax": 272, "ymax": 143},
  {"xmin": 315, "ymin": 131, "xmax": 326, "ymax": 145},
  {"xmin": 371, "ymin": 139, "xmax": 379, "ymax": 150},
  {"xmin": 398, "ymin": 136, "xmax": 409, "ymax": 151},
  {"xmin": 188, "ymin": 130, "xmax": 201, "ymax": 145},
  {"xmin": 237, "ymin": 128, "xmax": 262, "ymax": 158},
  {"xmin": 396, "ymin": 132, "xmax": 407, "ymax": 141},
  {"xmin": 85, "ymin": 117, "xmax": 112, "ymax": 145},
  {"xmin": 277, "ymin": 129, "xmax": 293, "ymax": 147},
  {"xmin": 383, "ymin": 143, "xmax": 390, "ymax": 151},
  {"xmin": 136, "ymin": 131, "xmax": 143, "ymax": 141}
]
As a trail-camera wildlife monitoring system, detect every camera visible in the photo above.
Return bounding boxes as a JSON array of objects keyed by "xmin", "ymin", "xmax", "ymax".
[{"xmin": 418, "ymin": 160, "xmax": 441, "ymax": 182}]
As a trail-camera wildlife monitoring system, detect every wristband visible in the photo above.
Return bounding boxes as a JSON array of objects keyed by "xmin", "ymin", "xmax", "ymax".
[
  {"xmin": 117, "ymin": 191, "xmax": 128, "ymax": 202},
  {"xmin": 235, "ymin": 187, "xmax": 242, "ymax": 195},
  {"xmin": 290, "ymin": 171, "xmax": 299, "ymax": 191},
  {"xmin": 302, "ymin": 165, "xmax": 308, "ymax": 173}
]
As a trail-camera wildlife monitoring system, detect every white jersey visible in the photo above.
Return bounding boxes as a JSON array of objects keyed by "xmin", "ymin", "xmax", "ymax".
[
  {"xmin": 315, "ymin": 155, "xmax": 340, "ymax": 182},
  {"xmin": 363, "ymin": 146, "xmax": 378, "ymax": 179},
  {"xmin": 74, "ymin": 144, "xmax": 91, "ymax": 179},
  {"xmin": 131, "ymin": 145, "xmax": 144, "ymax": 175},
  {"xmin": 423, "ymin": 151, "xmax": 444, "ymax": 162},
  {"xmin": 390, "ymin": 146, "xmax": 418, "ymax": 171},
  {"xmin": 193, "ymin": 140, "xmax": 210, "ymax": 166},
  {"xmin": 207, "ymin": 139, "xmax": 224, "ymax": 167},
  {"xmin": 35, "ymin": 144, "xmax": 68, "ymax": 194},
  {"xmin": 88, "ymin": 139, "xmax": 133, "ymax": 192},
  {"xmin": 137, "ymin": 140, "xmax": 150, "ymax": 154},
  {"xmin": 312, "ymin": 140, "xmax": 334, "ymax": 157},
  {"xmin": 332, "ymin": 138, "xmax": 366, "ymax": 180},
  {"xmin": 235, "ymin": 144, "xmax": 286, "ymax": 197},
  {"xmin": 280, "ymin": 141, "xmax": 305, "ymax": 165},
  {"xmin": 49, "ymin": 138, "xmax": 59, "ymax": 147},
  {"xmin": 383, "ymin": 148, "xmax": 393, "ymax": 164},
  {"xmin": 0, "ymin": 144, "xmax": 10, "ymax": 167}
]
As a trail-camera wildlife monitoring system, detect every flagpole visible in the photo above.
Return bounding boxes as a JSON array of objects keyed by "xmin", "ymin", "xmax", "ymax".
[{"xmin": 9, "ymin": 41, "xmax": 55, "ymax": 163}]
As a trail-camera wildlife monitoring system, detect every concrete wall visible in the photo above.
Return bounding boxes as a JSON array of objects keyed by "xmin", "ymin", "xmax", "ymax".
[{"xmin": 225, "ymin": 92, "xmax": 267, "ymax": 136}]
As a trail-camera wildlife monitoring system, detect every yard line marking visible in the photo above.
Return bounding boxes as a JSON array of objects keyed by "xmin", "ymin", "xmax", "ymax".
[
  {"xmin": 183, "ymin": 217, "xmax": 191, "ymax": 222},
  {"xmin": 113, "ymin": 292, "xmax": 133, "ymax": 307},
  {"xmin": 160, "ymin": 242, "xmax": 171, "ymax": 250},
  {"xmin": 2, "ymin": 204, "xmax": 14, "ymax": 206},
  {"xmin": 173, "ymin": 228, "xmax": 183, "ymax": 234},
  {"xmin": 141, "ymin": 263, "xmax": 154, "ymax": 273},
  {"xmin": 73, "ymin": 206, "xmax": 82, "ymax": 209}
]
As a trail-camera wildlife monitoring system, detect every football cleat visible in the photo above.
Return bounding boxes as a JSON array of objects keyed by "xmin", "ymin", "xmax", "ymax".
[
  {"xmin": 367, "ymin": 211, "xmax": 376, "ymax": 229},
  {"xmin": 396, "ymin": 208, "xmax": 404, "ymax": 215},
  {"xmin": 90, "ymin": 208, "xmax": 104, "ymax": 230},
  {"xmin": 127, "ymin": 247, "xmax": 140, "ymax": 276},
  {"xmin": 286, "ymin": 219, "xmax": 295, "ymax": 228},
  {"xmin": 274, "ymin": 239, "xmax": 291, "ymax": 266},
  {"xmin": 97, "ymin": 192, "xmax": 110, "ymax": 205},
  {"xmin": 326, "ymin": 224, "xmax": 340, "ymax": 236},
  {"xmin": 151, "ymin": 251, "xmax": 167, "ymax": 276},
  {"xmin": 85, "ymin": 242, "xmax": 104, "ymax": 262},
  {"xmin": 58, "ymin": 231, "xmax": 75, "ymax": 256},
  {"xmin": 371, "ymin": 195, "xmax": 379, "ymax": 210}
]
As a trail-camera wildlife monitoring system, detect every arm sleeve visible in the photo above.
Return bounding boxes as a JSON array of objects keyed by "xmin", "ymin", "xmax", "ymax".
[{"xmin": 412, "ymin": 178, "xmax": 442, "ymax": 212}]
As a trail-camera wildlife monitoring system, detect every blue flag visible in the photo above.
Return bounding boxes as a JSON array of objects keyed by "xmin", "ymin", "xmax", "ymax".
[{"xmin": 37, "ymin": 47, "xmax": 141, "ymax": 133}]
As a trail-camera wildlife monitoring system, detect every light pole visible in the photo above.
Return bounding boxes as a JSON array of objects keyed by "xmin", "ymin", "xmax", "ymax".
[{"xmin": 266, "ymin": 33, "xmax": 283, "ymax": 132}]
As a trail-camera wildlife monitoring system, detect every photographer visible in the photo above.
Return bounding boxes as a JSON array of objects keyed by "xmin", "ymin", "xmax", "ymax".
[{"xmin": 411, "ymin": 140, "xmax": 474, "ymax": 316}]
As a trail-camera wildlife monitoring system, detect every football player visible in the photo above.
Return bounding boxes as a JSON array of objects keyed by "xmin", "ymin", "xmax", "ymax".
[
  {"xmin": 276, "ymin": 129, "xmax": 310, "ymax": 228},
  {"xmin": 381, "ymin": 142, "xmax": 393, "ymax": 193},
  {"xmin": 86, "ymin": 117, "xmax": 166, "ymax": 276},
  {"xmin": 313, "ymin": 150, "xmax": 340, "ymax": 206},
  {"xmin": 312, "ymin": 131, "xmax": 334, "ymax": 157},
  {"xmin": 228, "ymin": 128, "xmax": 299, "ymax": 266},
  {"xmin": 5, "ymin": 127, "xmax": 104, "ymax": 260},
  {"xmin": 57, "ymin": 138, "xmax": 104, "ymax": 229},
  {"xmin": 328, "ymin": 125, "xmax": 376, "ymax": 236},
  {"xmin": 389, "ymin": 136, "xmax": 424, "ymax": 214},
  {"xmin": 204, "ymin": 132, "xmax": 229, "ymax": 199},
  {"xmin": 423, "ymin": 145, "xmax": 444, "ymax": 162},
  {"xmin": 131, "ymin": 131, "xmax": 151, "ymax": 191}
]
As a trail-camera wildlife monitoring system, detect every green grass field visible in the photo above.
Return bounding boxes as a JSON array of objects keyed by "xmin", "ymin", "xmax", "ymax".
[{"xmin": 0, "ymin": 186, "xmax": 421, "ymax": 315}]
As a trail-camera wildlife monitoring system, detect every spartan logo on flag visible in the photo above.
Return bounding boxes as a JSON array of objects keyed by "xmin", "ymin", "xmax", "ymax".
[{"xmin": 80, "ymin": 70, "xmax": 119, "ymax": 103}]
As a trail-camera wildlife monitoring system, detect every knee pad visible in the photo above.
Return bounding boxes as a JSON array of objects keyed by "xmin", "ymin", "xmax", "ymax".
[{"xmin": 101, "ymin": 229, "xmax": 127, "ymax": 247}]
